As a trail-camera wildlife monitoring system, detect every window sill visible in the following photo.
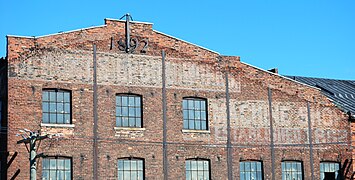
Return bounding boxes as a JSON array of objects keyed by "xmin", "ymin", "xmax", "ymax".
[
  {"xmin": 41, "ymin": 123, "xmax": 75, "ymax": 128},
  {"xmin": 182, "ymin": 129, "xmax": 210, "ymax": 134},
  {"xmin": 114, "ymin": 127, "xmax": 146, "ymax": 131}
]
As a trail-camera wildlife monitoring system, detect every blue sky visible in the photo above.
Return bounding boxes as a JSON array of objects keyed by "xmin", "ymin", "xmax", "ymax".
[{"xmin": 0, "ymin": 0, "xmax": 354, "ymax": 80}]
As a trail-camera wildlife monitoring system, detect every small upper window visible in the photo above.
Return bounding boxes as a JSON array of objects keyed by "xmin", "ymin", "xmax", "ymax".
[
  {"xmin": 240, "ymin": 161, "xmax": 263, "ymax": 180},
  {"xmin": 183, "ymin": 97, "xmax": 207, "ymax": 130},
  {"xmin": 116, "ymin": 94, "xmax": 142, "ymax": 128},
  {"xmin": 185, "ymin": 158, "xmax": 210, "ymax": 180},
  {"xmin": 281, "ymin": 161, "xmax": 303, "ymax": 180},
  {"xmin": 320, "ymin": 162, "xmax": 340, "ymax": 180},
  {"xmin": 42, "ymin": 157, "xmax": 72, "ymax": 180},
  {"xmin": 42, "ymin": 89, "xmax": 71, "ymax": 124}
]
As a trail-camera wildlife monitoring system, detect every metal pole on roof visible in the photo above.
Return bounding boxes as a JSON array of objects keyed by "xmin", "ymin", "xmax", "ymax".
[{"xmin": 125, "ymin": 13, "xmax": 131, "ymax": 53}]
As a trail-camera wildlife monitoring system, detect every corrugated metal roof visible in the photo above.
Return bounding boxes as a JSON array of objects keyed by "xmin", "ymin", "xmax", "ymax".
[{"xmin": 286, "ymin": 76, "xmax": 355, "ymax": 117}]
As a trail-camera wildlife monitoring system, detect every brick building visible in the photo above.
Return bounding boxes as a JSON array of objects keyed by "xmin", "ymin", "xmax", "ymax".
[{"xmin": 1, "ymin": 16, "xmax": 354, "ymax": 179}]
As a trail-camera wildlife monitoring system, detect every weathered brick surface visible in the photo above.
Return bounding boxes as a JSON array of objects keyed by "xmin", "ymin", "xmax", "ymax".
[{"xmin": 6, "ymin": 18, "xmax": 353, "ymax": 179}]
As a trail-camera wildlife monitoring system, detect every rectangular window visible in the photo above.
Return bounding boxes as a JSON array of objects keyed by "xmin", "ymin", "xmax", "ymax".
[
  {"xmin": 240, "ymin": 161, "xmax": 263, "ymax": 180},
  {"xmin": 281, "ymin": 161, "xmax": 303, "ymax": 180},
  {"xmin": 42, "ymin": 157, "xmax": 71, "ymax": 180},
  {"xmin": 320, "ymin": 162, "xmax": 340, "ymax": 180},
  {"xmin": 185, "ymin": 159, "xmax": 210, "ymax": 180},
  {"xmin": 118, "ymin": 158, "xmax": 144, "ymax": 180},
  {"xmin": 116, "ymin": 94, "xmax": 142, "ymax": 128},
  {"xmin": 183, "ymin": 98, "xmax": 208, "ymax": 130},
  {"xmin": 42, "ymin": 89, "xmax": 71, "ymax": 124}
]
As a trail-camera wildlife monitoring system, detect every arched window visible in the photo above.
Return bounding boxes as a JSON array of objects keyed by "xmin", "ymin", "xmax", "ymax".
[
  {"xmin": 116, "ymin": 94, "xmax": 143, "ymax": 128},
  {"xmin": 183, "ymin": 97, "xmax": 208, "ymax": 130},
  {"xmin": 42, "ymin": 89, "xmax": 71, "ymax": 124},
  {"xmin": 281, "ymin": 161, "xmax": 303, "ymax": 180},
  {"xmin": 117, "ymin": 157, "xmax": 144, "ymax": 179},
  {"xmin": 240, "ymin": 161, "xmax": 263, "ymax": 180},
  {"xmin": 185, "ymin": 158, "xmax": 210, "ymax": 180}
]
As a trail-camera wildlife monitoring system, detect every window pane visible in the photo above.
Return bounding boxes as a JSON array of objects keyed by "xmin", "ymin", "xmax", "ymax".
[
  {"xmin": 189, "ymin": 120, "xmax": 195, "ymax": 129},
  {"xmin": 42, "ymin": 171, "xmax": 49, "ymax": 180},
  {"xmin": 65, "ymin": 171, "xmax": 71, "ymax": 180},
  {"xmin": 195, "ymin": 120, "xmax": 201, "ymax": 129},
  {"xmin": 128, "ymin": 96, "xmax": 135, "ymax": 106},
  {"xmin": 189, "ymin": 110, "xmax": 194, "ymax": 119},
  {"xmin": 188, "ymin": 100, "xmax": 194, "ymax": 109},
  {"xmin": 49, "ymin": 92, "xmax": 56, "ymax": 101},
  {"xmin": 138, "ymin": 171, "xmax": 143, "ymax": 180},
  {"xmin": 195, "ymin": 111, "xmax": 201, "ymax": 119},
  {"xmin": 116, "ymin": 107, "xmax": 121, "ymax": 116},
  {"xmin": 129, "ymin": 118, "xmax": 135, "ymax": 127},
  {"xmin": 183, "ymin": 100, "xmax": 188, "ymax": 109},
  {"xmin": 43, "ymin": 159, "xmax": 49, "ymax": 169},
  {"xmin": 124, "ymin": 171, "xmax": 130, "ymax": 180},
  {"xmin": 131, "ymin": 171, "xmax": 137, "ymax": 179},
  {"xmin": 122, "ymin": 107, "xmax": 128, "ymax": 116},
  {"xmin": 64, "ymin": 104, "xmax": 70, "ymax": 113},
  {"xmin": 57, "ymin": 159, "xmax": 64, "ymax": 169},
  {"xmin": 191, "ymin": 171, "xmax": 197, "ymax": 180},
  {"xmin": 57, "ymin": 114, "xmax": 64, "ymax": 124},
  {"xmin": 43, "ymin": 91, "xmax": 49, "ymax": 101},
  {"xmin": 183, "ymin": 110, "xmax": 188, "ymax": 120},
  {"xmin": 49, "ymin": 103, "xmax": 57, "ymax": 112},
  {"xmin": 57, "ymin": 104, "xmax": 64, "ymax": 113},
  {"xmin": 191, "ymin": 161, "xmax": 197, "ymax": 170},
  {"xmin": 201, "ymin": 122, "xmax": 207, "ymax": 130},
  {"xmin": 65, "ymin": 159, "xmax": 71, "ymax": 170},
  {"xmin": 129, "ymin": 108, "xmax": 135, "ymax": 116},
  {"xmin": 115, "ymin": 117, "xmax": 122, "ymax": 127},
  {"xmin": 116, "ymin": 96, "xmax": 122, "ymax": 106},
  {"xmin": 201, "ymin": 101, "xmax": 206, "ymax": 110},
  {"xmin": 64, "ymin": 114, "xmax": 70, "ymax": 124},
  {"xmin": 135, "ymin": 97, "xmax": 141, "ymax": 106},
  {"xmin": 118, "ymin": 171, "xmax": 123, "ymax": 180},
  {"xmin": 118, "ymin": 160, "xmax": 124, "ymax": 170},
  {"xmin": 201, "ymin": 112, "xmax": 206, "ymax": 120},
  {"xmin": 138, "ymin": 160, "xmax": 143, "ymax": 169},
  {"xmin": 136, "ymin": 118, "xmax": 141, "ymax": 127},
  {"xmin": 57, "ymin": 92, "xmax": 64, "ymax": 102},
  {"xmin": 43, "ymin": 113, "xmax": 49, "ymax": 123},
  {"xmin": 194, "ymin": 101, "xmax": 200, "ymax": 110},
  {"xmin": 122, "ymin": 96, "xmax": 128, "ymax": 106},
  {"xmin": 122, "ymin": 117, "xmax": 128, "ymax": 126},
  {"xmin": 42, "ymin": 102, "xmax": 49, "ymax": 112},
  {"xmin": 63, "ymin": 92, "xmax": 70, "ymax": 102},
  {"xmin": 57, "ymin": 170, "xmax": 64, "ymax": 180},
  {"xmin": 183, "ymin": 120, "xmax": 189, "ymax": 129},
  {"xmin": 50, "ymin": 171, "xmax": 56, "ymax": 179},
  {"xmin": 135, "ymin": 108, "xmax": 141, "ymax": 117},
  {"xmin": 50, "ymin": 114, "xmax": 56, "ymax": 123}
]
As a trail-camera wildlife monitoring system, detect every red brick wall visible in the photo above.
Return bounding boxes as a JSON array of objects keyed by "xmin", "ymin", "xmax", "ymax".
[{"xmin": 6, "ymin": 18, "xmax": 353, "ymax": 179}]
